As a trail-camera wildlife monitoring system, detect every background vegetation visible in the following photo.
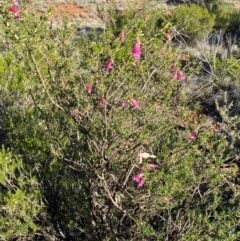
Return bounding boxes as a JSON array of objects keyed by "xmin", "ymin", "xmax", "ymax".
[{"xmin": 0, "ymin": 0, "xmax": 240, "ymax": 240}]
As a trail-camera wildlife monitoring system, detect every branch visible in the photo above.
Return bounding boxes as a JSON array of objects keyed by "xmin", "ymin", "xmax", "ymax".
[
  {"xmin": 97, "ymin": 174, "xmax": 123, "ymax": 211},
  {"xmin": 30, "ymin": 53, "xmax": 64, "ymax": 112}
]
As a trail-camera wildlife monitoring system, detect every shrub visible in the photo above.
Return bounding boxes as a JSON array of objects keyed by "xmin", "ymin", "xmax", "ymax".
[
  {"xmin": 172, "ymin": 4, "xmax": 215, "ymax": 44},
  {"xmin": 0, "ymin": 0, "xmax": 240, "ymax": 240},
  {"xmin": 206, "ymin": 2, "xmax": 234, "ymax": 30},
  {"xmin": 228, "ymin": 10, "xmax": 240, "ymax": 34},
  {"xmin": 0, "ymin": 147, "xmax": 42, "ymax": 240}
]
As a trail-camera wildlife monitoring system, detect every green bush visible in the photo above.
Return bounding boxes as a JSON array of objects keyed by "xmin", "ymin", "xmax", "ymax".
[
  {"xmin": 206, "ymin": 1, "xmax": 240, "ymax": 32},
  {"xmin": 228, "ymin": 10, "xmax": 240, "ymax": 33},
  {"xmin": 0, "ymin": 0, "xmax": 240, "ymax": 240},
  {"xmin": 172, "ymin": 4, "xmax": 215, "ymax": 44},
  {"xmin": 0, "ymin": 147, "xmax": 42, "ymax": 240},
  {"xmin": 206, "ymin": 2, "xmax": 234, "ymax": 30}
]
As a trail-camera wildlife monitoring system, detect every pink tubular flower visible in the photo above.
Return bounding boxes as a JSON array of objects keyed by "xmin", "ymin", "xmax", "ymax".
[
  {"xmin": 172, "ymin": 70, "xmax": 185, "ymax": 80},
  {"xmin": 86, "ymin": 84, "xmax": 92, "ymax": 94},
  {"xmin": 133, "ymin": 173, "xmax": 145, "ymax": 188},
  {"xmin": 12, "ymin": 0, "xmax": 19, "ymax": 5},
  {"xmin": 148, "ymin": 163, "xmax": 157, "ymax": 169},
  {"xmin": 164, "ymin": 197, "xmax": 171, "ymax": 204},
  {"xmin": 187, "ymin": 131, "xmax": 198, "ymax": 141},
  {"xmin": 131, "ymin": 40, "xmax": 142, "ymax": 59},
  {"xmin": 120, "ymin": 31, "xmax": 125, "ymax": 41},
  {"xmin": 131, "ymin": 99, "xmax": 139, "ymax": 109},
  {"xmin": 138, "ymin": 179, "xmax": 144, "ymax": 187},
  {"xmin": 133, "ymin": 173, "xmax": 143, "ymax": 182},
  {"xmin": 8, "ymin": 5, "xmax": 21, "ymax": 19},
  {"xmin": 8, "ymin": 6, "xmax": 19, "ymax": 13},
  {"xmin": 14, "ymin": 12, "xmax": 21, "ymax": 19},
  {"xmin": 105, "ymin": 59, "xmax": 113, "ymax": 72},
  {"xmin": 74, "ymin": 113, "xmax": 80, "ymax": 120},
  {"xmin": 172, "ymin": 71, "xmax": 178, "ymax": 79},
  {"xmin": 120, "ymin": 99, "xmax": 127, "ymax": 107},
  {"xmin": 5, "ymin": 40, "xmax": 9, "ymax": 48},
  {"xmin": 178, "ymin": 71, "xmax": 185, "ymax": 80},
  {"xmin": 95, "ymin": 78, "xmax": 100, "ymax": 84},
  {"xmin": 99, "ymin": 97, "xmax": 106, "ymax": 106},
  {"xmin": 156, "ymin": 103, "xmax": 161, "ymax": 109}
]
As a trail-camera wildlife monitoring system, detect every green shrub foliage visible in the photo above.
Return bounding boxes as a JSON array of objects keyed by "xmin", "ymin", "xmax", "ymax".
[
  {"xmin": 0, "ymin": 0, "xmax": 240, "ymax": 240},
  {"xmin": 206, "ymin": 2, "xmax": 234, "ymax": 30},
  {"xmin": 172, "ymin": 4, "xmax": 215, "ymax": 44},
  {"xmin": 206, "ymin": 1, "xmax": 240, "ymax": 33},
  {"xmin": 0, "ymin": 148, "xmax": 42, "ymax": 240}
]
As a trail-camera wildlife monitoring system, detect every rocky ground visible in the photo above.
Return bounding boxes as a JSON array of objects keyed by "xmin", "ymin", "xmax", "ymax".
[
  {"xmin": 25, "ymin": 0, "xmax": 157, "ymax": 29},
  {"xmin": 222, "ymin": 0, "xmax": 240, "ymax": 8},
  {"xmin": 23, "ymin": 0, "xmax": 240, "ymax": 29}
]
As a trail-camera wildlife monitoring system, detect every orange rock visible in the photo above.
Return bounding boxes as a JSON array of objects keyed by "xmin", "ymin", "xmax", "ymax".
[{"xmin": 47, "ymin": 4, "xmax": 87, "ymax": 22}]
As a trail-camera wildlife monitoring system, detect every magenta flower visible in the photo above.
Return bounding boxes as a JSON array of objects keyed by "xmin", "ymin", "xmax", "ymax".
[
  {"xmin": 14, "ymin": 12, "xmax": 21, "ymax": 19},
  {"xmin": 131, "ymin": 99, "xmax": 139, "ymax": 109},
  {"xmin": 105, "ymin": 59, "xmax": 113, "ymax": 72},
  {"xmin": 8, "ymin": 6, "xmax": 21, "ymax": 19},
  {"xmin": 120, "ymin": 99, "xmax": 127, "ymax": 107},
  {"xmin": 138, "ymin": 179, "xmax": 144, "ymax": 187},
  {"xmin": 99, "ymin": 97, "xmax": 107, "ymax": 106},
  {"xmin": 156, "ymin": 103, "xmax": 161, "ymax": 109},
  {"xmin": 178, "ymin": 71, "xmax": 185, "ymax": 80},
  {"xmin": 187, "ymin": 131, "xmax": 198, "ymax": 141},
  {"xmin": 164, "ymin": 197, "xmax": 171, "ymax": 204},
  {"xmin": 86, "ymin": 84, "xmax": 92, "ymax": 94},
  {"xmin": 74, "ymin": 113, "xmax": 80, "ymax": 120},
  {"xmin": 120, "ymin": 31, "xmax": 125, "ymax": 41},
  {"xmin": 5, "ymin": 40, "xmax": 9, "ymax": 48},
  {"xmin": 131, "ymin": 40, "xmax": 142, "ymax": 59},
  {"xmin": 12, "ymin": 0, "xmax": 19, "ymax": 5},
  {"xmin": 8, "ymin": 6, "xmax": 19, "ymax": 13},
  {"xmin": 172, "ymin": 71, "xmax": 178, "ymax": 79},
  {"xmin": 133, "ymin": 173, "xmax": 145, "ymax": 188},
  {"xmin": 95, "ymin": 78, "xmax": 100, "ymax": 84},
  {"xmin": 133, "ymin": 173, "xmax": 143, "ymax": 182},
  {"xmin": 148, "ymin": 163, "xmax": 157, "ymax": 169},
  {"xmin": 172, "ymin": 70, "xmax": 185, "ymax": 80}
]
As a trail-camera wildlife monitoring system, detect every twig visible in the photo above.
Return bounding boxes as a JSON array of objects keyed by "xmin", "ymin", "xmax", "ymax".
[
  {"xmin": 141, "ymin": 68, "xmax": 158, "ymax": 93},
  {"xmin": 30, "ymin": 53, "xmax": 64, "ymax": 112},
  {"xmin": 97, "ymin": 173, "xmax": 123, "ymax": 211},
  {"xmin": 0, "ymin": 234, "xmax": 7, "ymax": 241},
  {"xmin": 122, "ymin": 162, "xmax": 136, "ymax": 188}
]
